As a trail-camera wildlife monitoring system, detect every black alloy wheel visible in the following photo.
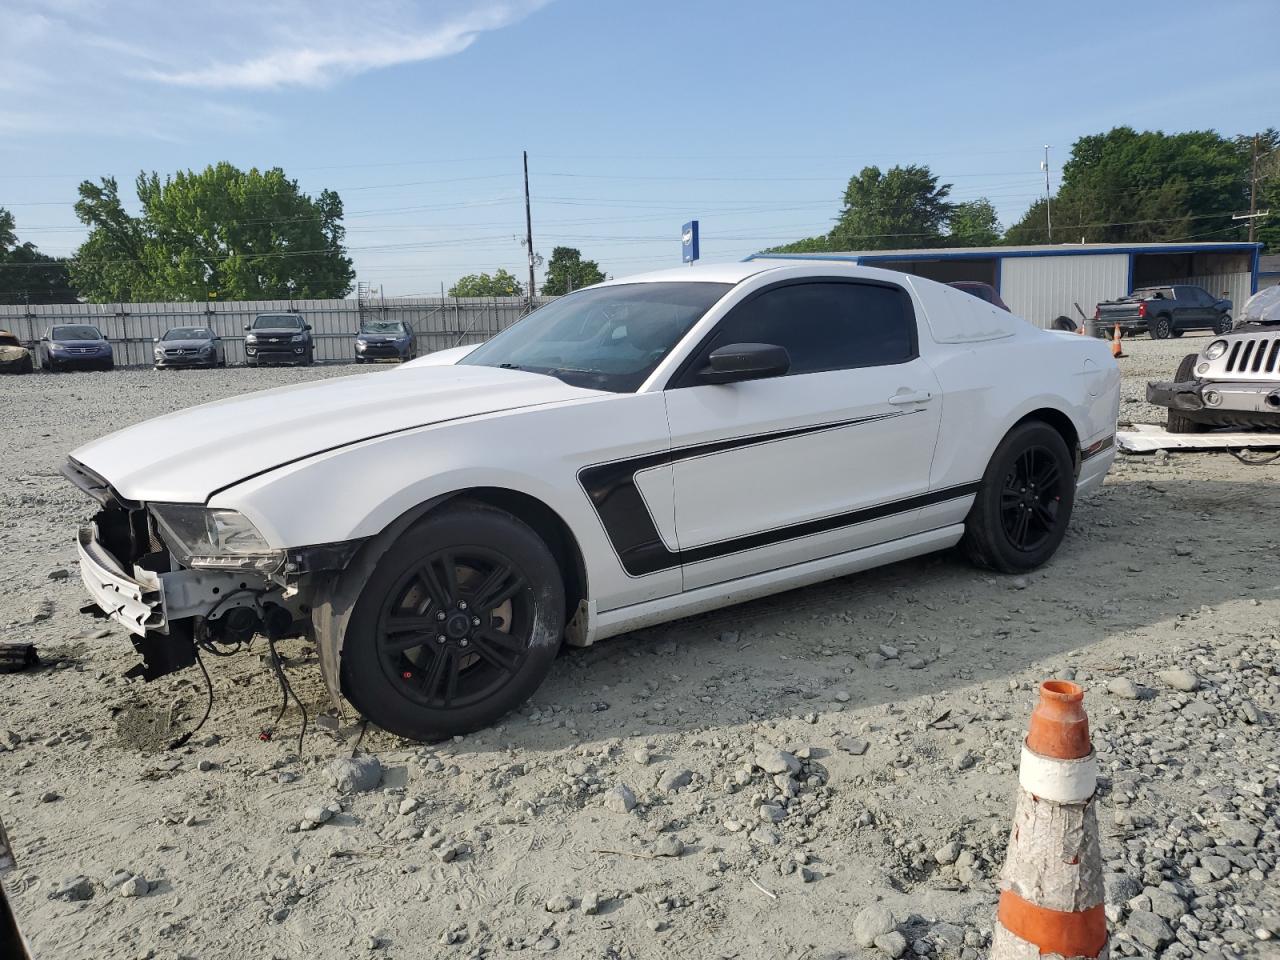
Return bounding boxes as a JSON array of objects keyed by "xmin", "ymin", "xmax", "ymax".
[
  {"xmin": 999, "ymin": 446, "xmax": 1065, "ymax": 553},
  {"xmin": 1151, "ymin": 316, "xmax": 1172, "ymax": 339},
  {"xmin": 961, "ymin": 420, "xmax": 1076, "ymax": 573},
  {"xmin": 375, "ymin": 547, "xmax": 532, "ymax": 712},
  {"xmin": 1215, "ymin": 315, "xmax": 1233, "ymax": 335},
  {"xmin": 338, "ymin": 503, "xmax": 564, "ymax": 740}
]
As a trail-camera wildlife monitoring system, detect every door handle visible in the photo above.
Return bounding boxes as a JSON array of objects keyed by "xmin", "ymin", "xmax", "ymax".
[{"xmin": 888, "ymin": 390, "xmax": 932, "ymax": 405}]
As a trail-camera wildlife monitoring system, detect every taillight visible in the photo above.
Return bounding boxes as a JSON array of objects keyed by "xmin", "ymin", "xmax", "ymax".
[
  {"xmin": 1137, "ymin": 302, "xmax": 1147, "ymax": 318},
  {"xmin": 1094, "ymin": 307, "xmax": 1100, "ymax": 320}
]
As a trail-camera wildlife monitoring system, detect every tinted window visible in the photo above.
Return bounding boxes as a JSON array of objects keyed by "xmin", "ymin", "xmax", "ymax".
[
  {"xmin": 1182, "ymin": 287, "xmax": 1209, "ymax": 305},
  {"xmin": 461, "ymin": 281, "xmax": 731, "ymax": 393},
  {"xmin": 51, "ymin": 325, "xmax": 103, "ymax": 341},
  {"xmin": 696, "ymin": 281, "xmax": 915, "ymax": 377},
  {"xmin": 162, "ymin": 327, "xmax": 214, "ymax": 340},
  {"xmin": 253, "ymin": 315, "xmax": 304, "ymax": 330},
  {"xmin": 361, "ymin": 321, "xmax": 407, "ymax": 334}
]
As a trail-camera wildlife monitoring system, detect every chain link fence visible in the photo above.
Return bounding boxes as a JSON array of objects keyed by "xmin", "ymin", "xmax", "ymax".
[{"xmin": 0, "ymin": 296, "xmax": 555, "ymax": 368}]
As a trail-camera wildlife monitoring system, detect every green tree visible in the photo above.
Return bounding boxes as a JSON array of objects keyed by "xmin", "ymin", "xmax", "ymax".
[
  {"xmin": 539, "ymin": 246, "xmax": 606, "ymax": 295},
  {"xmin": 1242, "ymin": 129, "xmax": 1280, "ymax": 252},
  {"xmin": 448, "ymin": 268, "xmax": 524, "ymax": 298},
  {"xmin": 946, "ymin": 198, "xmax": 1001, "ymax": 247},
  {"xmin": 70, "ymin": 164, "xmax": 354, "ymax": 302},
  {"xmin": 1006, "ymin": 127, "xmax": 1248, "ymax": 245},
  {"xmin": 828, "ymin": 165, "xmax": 953, "ymax": 250},
  {"xmin": 0, "ymin": 207, "xmax": 78, "ymax": 304},
  {"xmin": 763, "ymin": 234, "xmax": 832, "ymax": 254}
]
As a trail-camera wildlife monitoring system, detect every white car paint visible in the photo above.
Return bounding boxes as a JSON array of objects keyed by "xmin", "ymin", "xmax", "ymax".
[{"xmin": 69, "ymin": 260, "xmax": 1119, "ymax": 645}]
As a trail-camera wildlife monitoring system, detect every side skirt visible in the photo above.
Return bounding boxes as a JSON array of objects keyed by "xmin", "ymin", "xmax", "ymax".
[{"xmin": 583, "ymin": 523, "xmax": 965, "ymax": 645}]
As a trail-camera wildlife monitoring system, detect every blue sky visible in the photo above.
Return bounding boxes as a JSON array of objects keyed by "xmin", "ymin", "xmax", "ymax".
[{"xmin": 2, "ymin": 0, "xmax": 1276, "ymax": 295}]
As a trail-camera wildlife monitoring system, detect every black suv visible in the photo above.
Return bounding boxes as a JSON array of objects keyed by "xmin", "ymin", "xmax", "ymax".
[{"xmin": 244, "ymin": 313, "xmax": 314, "ymax": 366}]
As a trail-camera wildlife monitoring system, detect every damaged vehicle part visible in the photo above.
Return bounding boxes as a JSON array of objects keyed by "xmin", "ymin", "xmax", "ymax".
[{"xmin": 1147, "ymin": 287, "xmax": 1280, "ymax": 433}]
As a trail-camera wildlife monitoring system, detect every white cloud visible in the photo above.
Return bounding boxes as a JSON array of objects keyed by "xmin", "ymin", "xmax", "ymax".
[
  {"xmin": 149, "ymin": 2, "xmax": 545, "ymax": 90},
  {"xmin": 0, "ymin": 0, "xmax": 547, "ymax": 144}
]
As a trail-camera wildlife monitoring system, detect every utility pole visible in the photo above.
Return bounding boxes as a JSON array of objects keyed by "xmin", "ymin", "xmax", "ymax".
[
  {"xmin": 1249, "ymin": 134, "xmax": 1259, "ymax": 245},
  {"xmin": 523, "ymin": 151, "xmax": 536, "ymax": 307},
  {"xmin": 1041, "ymin": 145, "xmax": 1053, "ymax": 243}
]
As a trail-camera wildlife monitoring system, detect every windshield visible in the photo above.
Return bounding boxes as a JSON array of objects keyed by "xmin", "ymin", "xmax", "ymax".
[
  {"xmin": 459, "ymin": 281, "xmax": 731, "ymax": 392},
  {"xmin": 162, "ymin": 327, "xmax": 214, "ymax": 340},
  {"xmin": 361, "ymin": 321, "xmax": 407, "ymax": 334},
  {"xmin": 52, "ymin": 325, "xmax": 103, "ymax": 341},
  {"xmin": 253, "ymin": 315, "xmax": 304, "ymax": 330}
]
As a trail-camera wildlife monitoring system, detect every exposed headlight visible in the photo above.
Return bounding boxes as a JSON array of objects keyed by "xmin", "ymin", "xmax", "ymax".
[
  {"xmin": 1204, "ymin": 340, "xmax": 1228, "ymax": 361},
  {"xmin": 150, "ymin": 504, "xmax": 284, "ymax": 574},
  {"xmin": 245, "ymin": 334, "xmax": 258, "ymax": 344},
  {"xmin": 198, "ymin": 344, "xmax": 213, "ymax": 354},
  {"xmin": 290, "ymin": 334, "xmax": 305, "ymax": 343},
  {"xmin": 355, "ymin": 341, "xmax": 367, "ymax": 351}
]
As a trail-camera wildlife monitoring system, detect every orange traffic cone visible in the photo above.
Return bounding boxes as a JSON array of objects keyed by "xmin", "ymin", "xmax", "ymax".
[
  {"xmin": 1111, "ymin": 323, "xmax": 1124, "ymax": 359},
  {"xmin": 991, "ymin": 680, "xmax": 1108, "ymax": 960}
]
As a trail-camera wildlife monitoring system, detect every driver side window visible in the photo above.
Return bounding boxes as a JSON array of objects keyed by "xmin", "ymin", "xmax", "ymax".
[{"xmin": 691, "ymin": 280, "xmax": 917, "ymax": 379}]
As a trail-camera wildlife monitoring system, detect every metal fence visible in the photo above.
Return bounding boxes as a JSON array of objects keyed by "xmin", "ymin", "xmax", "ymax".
[{"xmin": 0, "ymin": 296, "xmax": 555, "ymax": 368}]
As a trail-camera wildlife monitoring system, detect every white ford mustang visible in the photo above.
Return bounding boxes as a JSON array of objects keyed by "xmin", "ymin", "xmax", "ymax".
[{"xmin": 66, "ymin": 261, "xmax": 1119, "ymax": 740}]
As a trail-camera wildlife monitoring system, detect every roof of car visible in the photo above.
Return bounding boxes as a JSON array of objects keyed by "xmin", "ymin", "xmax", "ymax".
[{"xmin": 595, "ymin": 258, "xmax": 912, "ymax": 288}]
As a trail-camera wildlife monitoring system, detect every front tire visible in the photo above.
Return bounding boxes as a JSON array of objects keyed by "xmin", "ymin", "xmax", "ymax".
[
  {"xmin": 339, "ymin": 503, "xmax": 565, "ymax": 741},
  {"xmin": 1166, "ymin": 353, "xmax": 1208, "ymax": 435},
  {"xmin": 1215, "ymin": 315, "xmax": 1232, "ymax": 335},
  {"xmin": 1150, "ymin": 316, "xmax": 1172, "ymax": 339},
  {"xmin": 961, "ymin": 421, "xmax": 1075, "ymax": 574}
]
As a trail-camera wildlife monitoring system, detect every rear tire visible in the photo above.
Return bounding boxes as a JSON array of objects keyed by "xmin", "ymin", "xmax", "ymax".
[
  {"xmin": 1166, "ymin": 353, "xmax": 1208, "ymax": 434},
  {"xmin": 1150, "ymin": 316, "xmax": 1172, "ymax": 339},
  {"xmin": 961, "ymin": 421, "xmax": 1076, "ymax": 574},
  {"xmin": 338, "ymin": 503, "xmax": 565, "ymax": 741}
]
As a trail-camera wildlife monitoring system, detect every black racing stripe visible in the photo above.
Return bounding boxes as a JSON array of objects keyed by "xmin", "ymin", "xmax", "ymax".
[
  {"xmin": 678, "ymin": 482, "xmax": 980, "ymax": 568},
  {"xmin": 578, "ymin": 415, "xmax": 977, "ymax": 576}
]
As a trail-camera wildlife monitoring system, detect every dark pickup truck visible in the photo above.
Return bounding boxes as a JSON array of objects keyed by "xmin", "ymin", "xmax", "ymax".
[{"xmin": 1095, "ymin": 285, "xmax": 1233, "ymax": 340}]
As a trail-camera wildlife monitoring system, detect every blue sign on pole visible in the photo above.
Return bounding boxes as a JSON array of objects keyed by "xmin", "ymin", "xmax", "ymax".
[{"xmin": 681, "ymin": 220, "xmax": 700, "ymax": 263}]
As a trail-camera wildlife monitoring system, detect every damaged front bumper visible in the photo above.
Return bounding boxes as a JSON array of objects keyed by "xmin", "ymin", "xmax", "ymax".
[{"xmin": 1148, "ymin": 378, "xmax": 1280, "ymax": 415}]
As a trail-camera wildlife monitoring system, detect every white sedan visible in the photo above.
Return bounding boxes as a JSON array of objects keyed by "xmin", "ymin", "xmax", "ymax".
[{"xmin": 66, "ymin": 261, "xmax": 1119, "ymax": 740}]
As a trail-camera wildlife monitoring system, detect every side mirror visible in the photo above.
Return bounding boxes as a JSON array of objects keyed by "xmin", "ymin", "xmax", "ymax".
[
  {"xmin": 101, "ymin": 334, "xmax": 109, "ymax": 341},
  {"xmin": 153, "ymin": 337, "xmax": 160, "ymax": 343},
  {"xmin": 40, "ymin": 336, "xmax": 49, "ymax": 342},
  {"xmin": 304, "ymin": 324, "xmax": 312, "ymax": 331},
  {"xmin": 244, "ymin": 324, "xmax": 252, "ymax": 331},
  {"xmin": 699, "ymin": 342, "xmax": 791, "ymax": 385}
]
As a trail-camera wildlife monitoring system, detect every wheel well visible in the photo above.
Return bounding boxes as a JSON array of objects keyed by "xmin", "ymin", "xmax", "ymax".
[
  {"xmin": 446, "ymin": 488, "xmax": 588, "ymax": 619},
  {"xmin": 1016, "ymin": 408, "xmax": 1080, "ymax": 468}
]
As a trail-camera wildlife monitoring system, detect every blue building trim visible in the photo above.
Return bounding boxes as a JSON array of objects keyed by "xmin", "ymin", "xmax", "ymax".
[
  {"xmin": 1252, "ymin": 247, "xmax": 1262, "ymax": 295},
  {"xmin": 1126, "ymin": 254, "xmax": 1135, "ymax": 295}
]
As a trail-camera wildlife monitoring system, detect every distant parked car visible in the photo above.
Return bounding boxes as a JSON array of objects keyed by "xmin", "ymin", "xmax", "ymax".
[
  {"xmin": 244, "ymin": 313, "xmax": 314, "ymax": 366},
  {"xmin": 354, "ymin": 320, "xmax": 416, "ymax": 363},
  {"xmin": 0, "ymin": 330, "xmax": 33, "ymax": 374},
  {"xmin": 37, "ymin": 324, "xmax": 113, "ymax": 371},
  {"xmin": 948, "ymin": 281, "xmax": 1010, "ymax": 311},
  {"xmin": 1095, "ymin": 285, "xmax": 1232, "ymax": 340},
  {"xmin": 153, "ymin": 326, "xmax": 226, "ymax": 369}
]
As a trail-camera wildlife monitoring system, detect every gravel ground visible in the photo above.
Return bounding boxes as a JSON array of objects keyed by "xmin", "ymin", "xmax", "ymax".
[{"xmin": 1, "ymin": 339, "xmax": 1278, "ymax": 960}]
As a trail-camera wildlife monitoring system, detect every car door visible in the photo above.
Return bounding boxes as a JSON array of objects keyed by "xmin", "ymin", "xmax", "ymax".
[{"xmin": 661, "ymin": 278, "xmax": 943, "ymax": 591}]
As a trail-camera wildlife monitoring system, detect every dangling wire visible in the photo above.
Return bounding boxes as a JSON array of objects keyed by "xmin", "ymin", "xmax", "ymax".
[
  {"xmin": 167, "ymin": 647, "xmax": 214, "ymax": 751},
  {"xmin": 265, "ymin": 635, "xmax": 309, "ymax": 757},
  {"xmin": 1227, "ymin": 448, "xmax": 1280, "ymax": 465}
]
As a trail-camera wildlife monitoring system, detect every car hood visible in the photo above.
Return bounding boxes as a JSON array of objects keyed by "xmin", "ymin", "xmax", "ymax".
[
  {"xmin": 70, "ymin": 364, "xmax": 603, "ymax": 503},
  {"xmin": 0, "ymin": 344, "xmax": 28, "ymax": 360},
  {"xmin": 249, "ymin": 328, "xmax": 305, "ymax": 335},
  {"xmin": 51, "ymin": 339, "xmax": 109, "ymax": 348},
  {"xmin": 158, "ymin": 339, "xmax": 213, "ymax": 349}
]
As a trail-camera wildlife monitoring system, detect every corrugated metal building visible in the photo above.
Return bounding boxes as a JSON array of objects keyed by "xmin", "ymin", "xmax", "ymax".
[
  {"xmin": 1259, "ymin": 253, "xmax": 1280, "ymax": 291},
  {"xmin": 747, "ymin": 242, "xmax": 1262, "ymax": 328}
]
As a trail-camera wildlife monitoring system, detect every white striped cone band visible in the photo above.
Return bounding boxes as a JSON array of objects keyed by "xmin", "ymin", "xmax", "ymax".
[{"xmin": 1019, "ymin": 743, "xmax": 1098, "ymax": 804}]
